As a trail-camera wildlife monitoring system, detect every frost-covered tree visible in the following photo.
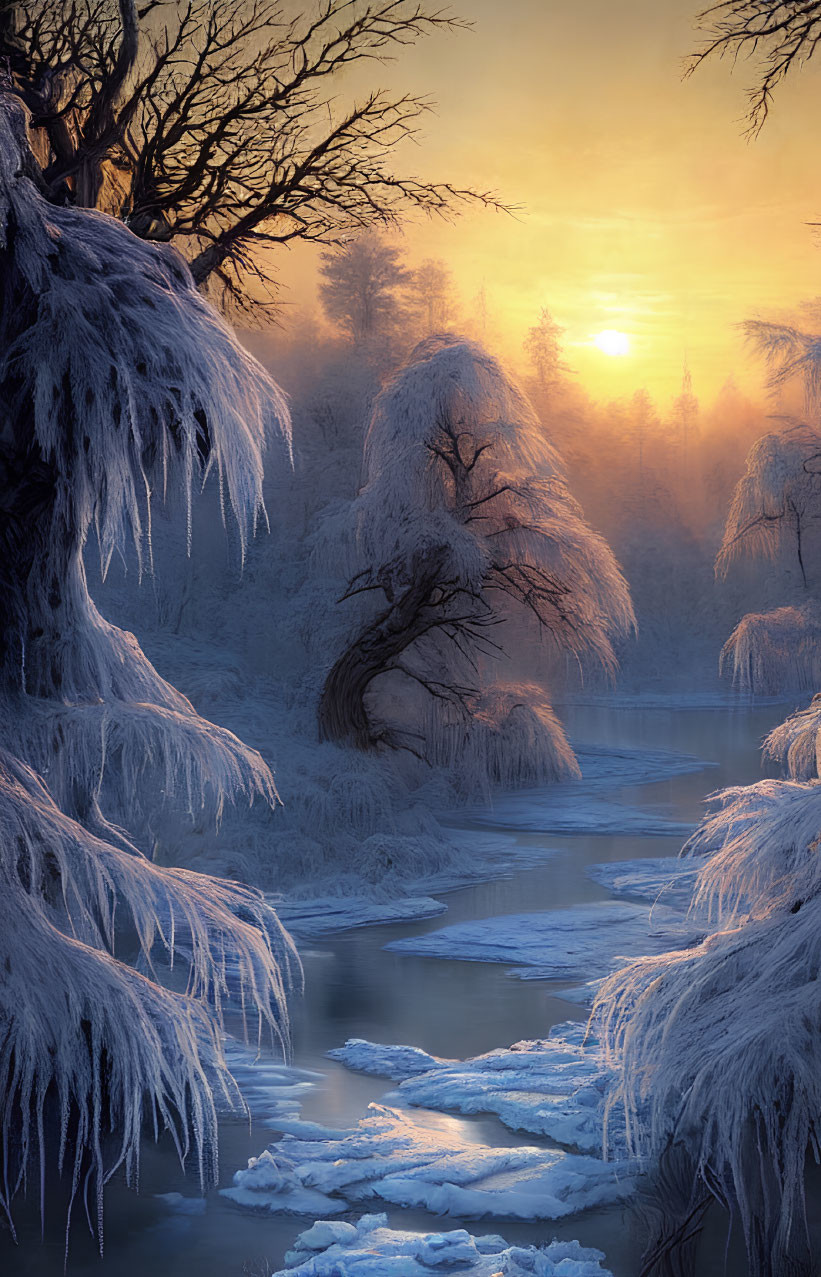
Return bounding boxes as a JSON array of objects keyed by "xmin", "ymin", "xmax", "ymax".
[
  {"xmin": 318, "ymin": 235, "xmax": 411, "ymax": 347},
  {"xmin": 408, "ymin": 258, "xmax": 456, "ymax": 335},
  {"xmin": 523, "ymin": 306, "xmax": 569, "ymax": 401},
  {"xmin": 671, "ymin": 364, "xmax": 699, "ymax": 470},
  {"xmin": 317, "ymin": 336, "xmax": 634, "ymax": 780},
  {"xmin": 0, "ymin": 91, "xmax": 298, "ymax": 1245},
  {"xmin": 595, "ymin": 712, "xmax": 821, "ymax": 1276},
  {"xmin": 720, "ymin": 600, "xmax": 821, "ymax": 693},
  {"xmin": 717, "ymin": 420, "xmax": 821, "ymax": 589},
  {"xmin": 716, "ymin": 322, "xmax": 821, "ymax": 692},
  {"xmin": 0, "ymin": 0, "xmax": 504, "ymax": 305}
]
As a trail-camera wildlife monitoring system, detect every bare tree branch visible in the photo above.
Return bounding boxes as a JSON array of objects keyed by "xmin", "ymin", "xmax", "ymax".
[{"xmin": 0, "ymin": 0, "xmax": 512, "ymax": 309}]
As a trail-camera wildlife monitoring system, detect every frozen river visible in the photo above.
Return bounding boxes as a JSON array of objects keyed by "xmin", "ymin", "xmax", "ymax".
[{"xmin": 0, "ymin": 699, "xmax": 797, "ymax": 1276}]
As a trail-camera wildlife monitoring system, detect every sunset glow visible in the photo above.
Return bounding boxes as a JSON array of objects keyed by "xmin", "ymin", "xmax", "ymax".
[
  {"xmin": 288, "ymin": 0, "xmax": 821, "ymax": 405},
  {"xmin": 593, "ymin": 329, "xmax": 631, "ymax": 357}
]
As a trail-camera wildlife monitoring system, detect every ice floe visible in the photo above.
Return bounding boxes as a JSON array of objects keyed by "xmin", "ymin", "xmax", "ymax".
[
  {"xmin": 586, "ymin": 855, "xmax": 698, "ymax": 909},
  {"xmin": 223, "ymin": 1101, "xmax": 633, "ymax": 1221},
  {"xmin": 385, "ymin": 899, "xmax": 701, "ymax": 980},
  {"xmin": 328, "ymin": 1021, "xmax": 613, "ymax": 1156},
  {"xmin": 273, "ymin": 894, "xmax": 447, "ymax": 939},
  {"xmin": 274, "ymin": 1213, "xmax": 615, "ymax": 1276},
  {"xmin": 153, "ymin": 1192, "xmax": 206, "ymax": 1215}
]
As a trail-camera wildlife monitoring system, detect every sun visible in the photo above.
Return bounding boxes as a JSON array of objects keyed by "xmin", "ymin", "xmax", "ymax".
[{"xmin": 593, "ymin": 329, "xmax": 630, "ymax": 357}]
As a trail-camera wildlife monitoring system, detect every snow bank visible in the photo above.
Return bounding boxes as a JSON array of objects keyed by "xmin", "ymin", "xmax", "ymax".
[
  {"xmin": 275, "ymin": 1213, "xmax": 614, "ymax": 1276},
  {"xmin": 223, "ymin": 1102, "xmax": 632, "ymax": 1221}
]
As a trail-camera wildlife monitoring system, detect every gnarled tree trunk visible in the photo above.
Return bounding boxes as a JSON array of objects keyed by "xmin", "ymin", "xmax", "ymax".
[{"xmin": 318, "ymin": 544, "xmax": 450, "ymax": 749}]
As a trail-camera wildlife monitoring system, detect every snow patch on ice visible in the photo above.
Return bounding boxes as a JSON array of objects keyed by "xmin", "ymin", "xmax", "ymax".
[
  {"xmin": 329, "ymin": 1022, "xmax": 614, "ymax": 1155},
  {"xmin": 275, "ymin": 1213, "xmax": 615, "ymax": 1276},
  {"xmin": 225, "ymin": 1102, "xmax": 633, "ymax": 1222},
  {"xmin": 586, "ymin": 856, "xmax": 698, "ymax": 909},
  {"xmin": 273, "ymin": 894, "xmax": 448, "ymax": 938}
]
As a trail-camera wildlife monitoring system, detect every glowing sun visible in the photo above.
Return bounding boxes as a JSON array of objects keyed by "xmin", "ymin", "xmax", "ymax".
[{"xmin": 593, "ymin": 329, "xmax": 630, "ymax": 357}]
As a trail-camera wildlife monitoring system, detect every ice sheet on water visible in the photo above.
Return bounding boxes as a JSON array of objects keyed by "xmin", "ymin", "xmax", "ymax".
[
  {"xmin": 275, "ymin": 1213, "xmax": 615, "ymax": 1276},
  {"xmin": 154, "ymin": 1192, "xmax": 207, "ymax": 1215},
  {"xmin": 327, "ymin": 1040, "xmax": 446, "ymax": 1081},
  {"xmin": 563, "ymin": 690, "xmax": 789, "ymax": 711},
  {"xmin": 385, "ymin": 900, "xmax": 702, "ymax": 980},
  {"xmin": 224, "ymin": 1101, "xmax": 633, "ymax": 1221},
  {"xmin": 273, "ymin": 894, "xmax": 448, "ymax": 938},
  {"xmin": 570, "ymin": 743, "xmax": 714, "ymax": 788},
  {"xmin": 586, "ymin": 856, "xmax": 698, "ymax": 909},
  {"xmin": 463, "ymin": 742, "xmax": 715, "ymax": 836},
  {"xmin": 328, "ymin": 1022, "xmax": 613, "ymax": 1155}
]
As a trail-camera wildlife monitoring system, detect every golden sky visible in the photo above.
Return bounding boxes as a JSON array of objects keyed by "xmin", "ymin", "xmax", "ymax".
[{"xmin": 275, "ymin": 0, "xmax": 821, "ymax": 407}]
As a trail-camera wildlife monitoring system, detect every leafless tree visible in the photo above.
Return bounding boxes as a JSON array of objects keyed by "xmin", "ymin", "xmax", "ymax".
[
  {"xmin": 0, "ymin": 0, "xmax": 506, "ymax": 307},
  {"xmin": 689, "ymin": 0, "xmax": 821, "ymax": 133}
]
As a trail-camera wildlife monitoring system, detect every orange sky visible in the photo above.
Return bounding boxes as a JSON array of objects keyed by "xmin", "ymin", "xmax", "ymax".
[{"xmin": 272, "ymin": 0, "xmax": 821, "ymax": 408}]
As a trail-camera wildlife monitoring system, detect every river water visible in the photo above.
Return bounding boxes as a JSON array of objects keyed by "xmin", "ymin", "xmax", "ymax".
[{"xmin": 1, "ymin": 699, "xmax": 797, "ymax": 1276}]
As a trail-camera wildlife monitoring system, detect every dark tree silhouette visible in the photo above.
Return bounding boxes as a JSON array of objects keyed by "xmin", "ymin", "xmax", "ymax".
[
  {"xmin": 0, "ymin": 0, "xmax": 505, "ymax": 306},
  {"xmin": 690, "ymin": 0, "xmax": 821, "ymax": 133}
]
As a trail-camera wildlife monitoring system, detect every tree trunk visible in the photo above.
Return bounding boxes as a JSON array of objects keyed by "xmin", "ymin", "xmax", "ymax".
[{"xmin": 318, "ymin": 545, "xmax": 451, "ymax": 749}]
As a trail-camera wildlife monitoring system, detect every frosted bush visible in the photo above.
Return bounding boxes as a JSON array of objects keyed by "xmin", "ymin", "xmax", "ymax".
[
  {"xmin": 424, "ymin": 682, "xmax": 581, "ymax": 796},
  {"xmin": 764, "ymin": 693, "xmax": 821, "ymax": 779},
  {"xmin": 719, "ymin": 600, "xmax": 821, "ymax": 693}
]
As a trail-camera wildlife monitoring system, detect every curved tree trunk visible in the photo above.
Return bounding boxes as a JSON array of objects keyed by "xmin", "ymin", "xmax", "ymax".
[{"xmin": 318, "ymin": 545, "xmax": 451, "ymax": 749}]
